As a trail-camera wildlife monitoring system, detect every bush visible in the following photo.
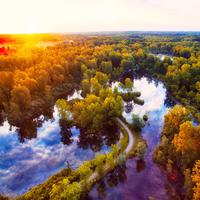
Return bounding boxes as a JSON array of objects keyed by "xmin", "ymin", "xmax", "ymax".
[
  {"xmin": 136, "ymin": 141, "xmax": 147, "ymax": 160},
  {"xmin": 132, "ymin": 114, "xmax": 145, "ymax": 131},
  {"xmin": 143, "ymin": 114, "xmax": 148, "ymax": 121}
]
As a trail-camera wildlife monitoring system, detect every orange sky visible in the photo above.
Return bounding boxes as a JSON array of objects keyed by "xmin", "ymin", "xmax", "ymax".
[{"xmin": 1, "ymin": 0, "xmax": 200, "ymax": 34}]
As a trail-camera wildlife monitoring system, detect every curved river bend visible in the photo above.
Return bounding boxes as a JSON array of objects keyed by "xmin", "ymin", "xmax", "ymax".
[
  {"xmin": 0, "ymin": 75, "xmax": 181, "ymax": 199},
  {"xmin": 88, "ymin": 76, "xmax": 182, "ymax": 200}
]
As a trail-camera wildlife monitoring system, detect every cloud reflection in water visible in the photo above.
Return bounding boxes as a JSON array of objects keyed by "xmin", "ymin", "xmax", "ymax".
[{"xmin": 0, "ymin": 107, "xmax": 109, "ymax": 195}]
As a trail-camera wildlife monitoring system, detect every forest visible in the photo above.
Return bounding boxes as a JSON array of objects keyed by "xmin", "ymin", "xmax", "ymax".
[{"xmin": 0, "ymin": 32, "xmax": 199, "ymax": 200}]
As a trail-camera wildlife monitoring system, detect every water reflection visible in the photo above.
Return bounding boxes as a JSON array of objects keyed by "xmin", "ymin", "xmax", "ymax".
[
  {"xmin": 88, "ymin": 76, "xmax": 181, "ymax": 200},
  {"xmin": 0, "ymin": 112, "xmax": 6, "ymax": 127},
  {"xmin": 16, "ymin": 106, "xmax": 55, "ymax": 143},
  {"xmin": 85, "ymin": 165, "xmax": 127, "ymax": 200},
  {"xmin": 59, "ymin": 119, "xmax": 73, "ymax": 145},
  {"xmin": 0, "ymin": 91, "xmax": 110, "ymax": 196},
  {"xmin": 112, "ymin": 77, "xmax": 167, "ymax": 123},
  {"xmin": 136, "ymin": 159, "xmax": 146, "ymax": 173},
  {"xmin": 78, "ymin": 124, "xmax": 119, "ymax": 152},
  {"xmin": 124, "ymin": 102, "xmax": 133, "ymax": 113},
  {"xmin": 17, "ymin": 120, "xmax": 37, "ymax": 143},
  {"xmin": 0, "ymin": 76, "xmax": 179, "ymax": 197},
  {"xmin": 151, "ymin": 53, "xmax": 173, "ymax": 61}
]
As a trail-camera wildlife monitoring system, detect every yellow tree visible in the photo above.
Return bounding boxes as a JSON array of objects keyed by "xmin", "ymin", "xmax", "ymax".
[
  {"xmin": 192, "ymin": 160, "xmax": 200, "ymax": 200},
  {"xmin": 162, "ymin": 105, "xmax": 191, "ymax": 137},
  {"xmin": 173, "ymin": 122, "xmax": 200, "ymax": 156}
]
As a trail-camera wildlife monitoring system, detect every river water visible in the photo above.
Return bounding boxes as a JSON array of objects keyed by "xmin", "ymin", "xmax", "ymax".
[
  {"xmin": 0, "ymin": 91, "xmax": 110, "ymax": 196},
  {"xmin": 0, "ymin": 73, "xmax": 182, "ymax": 199},
  {"xmin": 88, "ymin": 76, "xmax": 182, "ymax": 200}
]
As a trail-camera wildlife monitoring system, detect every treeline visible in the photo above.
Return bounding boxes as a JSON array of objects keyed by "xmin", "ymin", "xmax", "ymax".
[
  {"xmin": 164, "ymin": 53, "xmax": 200, "ymax": 113},
  {"xmin": 0, "ymin": 34, "xmax": 156, "ymax": 125},
  {"xmin": 142, "ymin": 38, "xmax": 200, "ymax": 119},
  {"xmin": 0, "ymin": 42, "xmax": 82, "ymax": 125},
  {"xmin": 0, "ymin": 34, "xmax": 199, "ymax": 127},
  {"xmin": 153, "ymin": 106, "xmax": 200, "ymax": 199}
]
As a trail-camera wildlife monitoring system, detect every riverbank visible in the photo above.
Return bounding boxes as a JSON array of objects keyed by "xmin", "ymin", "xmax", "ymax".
[
  {"xmin": 13, "ymin": 117, "xmax": 137, "ymax": 200},
  {"xmin": 1, "ymin": 75, "xmax": 183, "ymax": 200},
  {"xmin": 5, "ymin": 82, "xmax": 80, "ymax": 126},
  {"xmin": 86, "ymin": 118, "xmax": 137, "ymax": 185}
]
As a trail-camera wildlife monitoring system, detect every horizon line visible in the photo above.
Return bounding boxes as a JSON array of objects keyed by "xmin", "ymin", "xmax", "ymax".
[{"xmin": 1, "ymin": 30, "xmax": 200, "ymax": 35}]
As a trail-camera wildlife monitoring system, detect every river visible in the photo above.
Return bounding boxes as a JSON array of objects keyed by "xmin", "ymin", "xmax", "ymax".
[
  {"xmin": 88, "ymin": 76, "xmax": 182, "ymax": 200},
  {"xmin": 0, "ymin": 91, "xmax": 111, "ymax": 196},
  {"xmin": 151, "ymin": 53, "xmax": 173, "ymax": 61},
  {"xmin": 0, "ymin": 73, "xmax": 182, "ymax": 199}
]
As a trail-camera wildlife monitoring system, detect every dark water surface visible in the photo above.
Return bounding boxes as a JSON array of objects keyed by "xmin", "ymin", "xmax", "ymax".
[{"xmin": 88, "ymin": 77, "xmax": 181, "ymax": 200}]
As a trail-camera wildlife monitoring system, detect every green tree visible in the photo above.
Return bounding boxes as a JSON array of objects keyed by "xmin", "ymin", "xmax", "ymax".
[
  {"xmin": 132, "ymin": 114, "xmax": 145, "ymax": 131},
  {"xmin": 110, "ymin": 52, "xmax": 122, "ymax": 68},
  {"xmin": 100, "ymin": 61, "xmax": 112, "ymax": 74},
  {"xmin": 50, "ymin": 178, "xmax": 82, "ymax": 200},
  {"xmin": 136, "ymin": 141, "xmax": 147, "ymax": 160},
  {"xmin": 124, "ymin": 78, "xmax": 133, "ymax": 89},
  {"xmin": 56, "ymin": 99, "xmax": 72, "ymax": 121}
]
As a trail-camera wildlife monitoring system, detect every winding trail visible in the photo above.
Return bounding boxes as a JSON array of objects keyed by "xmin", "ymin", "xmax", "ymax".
[
  {"xmin": 87, "ymin": 117, "xmax": 135, "ymax": 183},
  {"xmin": 117, "ymin": 118, "xmax": 134, "ymax": 154}
]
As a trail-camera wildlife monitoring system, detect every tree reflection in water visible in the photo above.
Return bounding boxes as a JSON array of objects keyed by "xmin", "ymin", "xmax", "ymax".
[
  {"xmin": 78, "ymin": 124, "xmax": 119, "ymax": 152},
  {"xmin": 85, "ymin": 165, "xmax": 127, "ymax": 200},
  {"xmin": 17, "ymin": 119, "xmax": 37, "ymax": 143},
  {"xmin": 136, "ymin": 159, "xmax": 146, "ymax": 173},
  {"xmin": 0, "ymin": 111, "xmax": 5, "ymax": 126},
  {"xmin": 16, "ymin": 106, "xmax": 55, "ymax": 143},
  {"xmin": 124, "ymin": 102, "xmax": 133, "ymax": 113},
  {"xmin": 59, "ymin": 119, "xmax": 73, "ymax": 145},
  {"xmin": 164, "ymin": 91, "xmax": 177, "ymax": 108}
]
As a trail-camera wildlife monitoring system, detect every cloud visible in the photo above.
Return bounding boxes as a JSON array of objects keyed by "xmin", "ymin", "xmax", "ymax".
[
  {"xmin": 0, "ymin": 106, "xmax": 109, "ymax": 195},
  {"xmin": 121, "ymin": 77, "xmax": 166, "ymax": 123},
  {"xmin": 0, "ymin": 121, "xmax": 16, "ymax": 136}
]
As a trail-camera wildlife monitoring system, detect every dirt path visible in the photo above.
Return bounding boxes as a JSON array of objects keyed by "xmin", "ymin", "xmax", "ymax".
[
  {"xmin": 87, "ymin": 118, "xmax": 135, "ymax": 183},
  {"xmin": 116, "ymin": 118, "xmax": 134, "ymax": 154}
]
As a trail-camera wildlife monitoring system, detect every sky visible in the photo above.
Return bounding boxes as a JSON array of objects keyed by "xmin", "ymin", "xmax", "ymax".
[{"xmin": 0, "ymin": 0, "xmax": 200, "ymax": 33}]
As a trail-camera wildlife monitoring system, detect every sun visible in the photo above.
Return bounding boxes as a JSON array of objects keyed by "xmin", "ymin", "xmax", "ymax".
[{"xmin": 25, "ymin": 23, "xmax": 40, "ymax": 34}]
